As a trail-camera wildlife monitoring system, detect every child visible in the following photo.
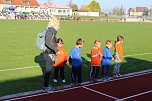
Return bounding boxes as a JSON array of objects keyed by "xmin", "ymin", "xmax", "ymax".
[
  {"xmin": 113, "ymin": 36, "xmax": 124, "ymax": 78},
  {"xmin": 90, "ymin": 40, "xmax": 102, "ymax": 82},
  {"xmin": 53, "ymin": 38, "xmax": 67, "ymax": 83},
  {"xmin": 101, "ymin": 40, "xmax": 113, "ymax": 81},
  {"xmin": 69, "ymin": 38, "xmax": 84, "ymax": 86}
]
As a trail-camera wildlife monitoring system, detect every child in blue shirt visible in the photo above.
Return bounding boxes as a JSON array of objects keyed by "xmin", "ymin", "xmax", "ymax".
[
  {"xmin": 101, "ymin": 40, "xmax": 113, "ymax": 81},
  {"xmin": 69, "ymin": 38, "xmax": 84, "ymax": 86}
]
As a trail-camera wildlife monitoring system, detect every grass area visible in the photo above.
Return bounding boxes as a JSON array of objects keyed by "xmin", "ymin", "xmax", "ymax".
[{"xmin": 0, "ymin": 20, "xmax": 152, "ymax": 96}]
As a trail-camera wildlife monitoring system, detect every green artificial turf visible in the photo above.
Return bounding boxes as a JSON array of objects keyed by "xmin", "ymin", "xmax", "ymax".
[{"xmin": 0, "ymin": 20, "xmax": 152, "ymax": 96}]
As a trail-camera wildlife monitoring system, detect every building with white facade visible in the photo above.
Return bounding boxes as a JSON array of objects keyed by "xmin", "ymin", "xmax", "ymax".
[
  {"xmin": 0, "ymin": 0, "xmax": 72, "ymax": 16},
  {"xmin": 39, "ymin": 3, "xmax": 72, "ymax": 16},
  {"xmin": 0, "ymin": 0, "xmax": 40, "ymax": 12},
  {"xmin": 128, "ymin": 7, "xmax": 150, "ymax": 17},
  {"xmin": 73, "ymin": 10, "xmax": 99, "ymax": 17}
]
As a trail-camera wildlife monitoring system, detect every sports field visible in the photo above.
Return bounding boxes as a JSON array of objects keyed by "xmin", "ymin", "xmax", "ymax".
[{"xmin": 0, "ymin": 20, "xmax": 152, "ymax": 96}]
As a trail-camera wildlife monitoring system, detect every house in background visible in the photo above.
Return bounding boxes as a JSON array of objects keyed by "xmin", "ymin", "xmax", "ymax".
[
  {"xmin": 39, "ymin": 3, "xmax": 72, "ymax": 16},
  {"xmin": 0, "ymin": 0, "xmax": 39, "ymax": 12},
  {"xmin": 73, "ymin": 10, "xmax": 99, "ymax": 17},
  {"xmin": 128, "ymin": 7, "xmax": 150, "ymax": 17},
  {"xmin": 0, "ymin": 0, "xmax": 72, "ymax": 16}
]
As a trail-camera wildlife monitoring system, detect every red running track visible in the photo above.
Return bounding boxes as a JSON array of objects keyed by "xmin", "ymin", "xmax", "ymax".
[{"xmin": 5, "ymin": 71, "xmax": 152, "ymax": 101}]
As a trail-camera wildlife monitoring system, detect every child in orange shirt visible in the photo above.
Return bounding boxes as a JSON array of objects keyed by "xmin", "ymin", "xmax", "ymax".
[
  {"xmin": 90, "ymin": 40, "xmax": 102, "ymax": 82},
  {"xmin": 53, "ymin": 38, "xmax": 67, "ymax": 83},
  {"xmin": 113, "ymin": 36, "xmax": 124, "ymax": 78}
]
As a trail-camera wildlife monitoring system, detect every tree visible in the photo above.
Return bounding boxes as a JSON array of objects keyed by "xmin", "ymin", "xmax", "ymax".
[
  {"xmin": 120, "ymin": 6, "xmax": 125, "ymax": 15},
  {"xmin": 112, "ymin": 6, "xmax": 125, "ymax": 16},
  {"xmin": 80, "ymin": 5, "xmax": 91, "ymax": 12},
  {"xmin": 71, "ymin": 4, "xmax": 78, "ymax": 11},
  {"xmin": 150, "ymin": 9, "xmax": 152, "ymax": 16},
  {"xmin": 150, "ymin": 6, "xmax": 152, "ymax": 16},
  {"xmin": 88, "ymin": 0, "xmax": 100, "ymax": 12},
  {"xmin": 67, "ymin": 0, "xmax": 78, "ymax": 11}
]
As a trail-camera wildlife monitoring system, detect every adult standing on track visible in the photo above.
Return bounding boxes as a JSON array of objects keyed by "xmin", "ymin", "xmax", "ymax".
[{"xmin": 43, "ymin": 16, "xmax": 60, "ymax": 92}]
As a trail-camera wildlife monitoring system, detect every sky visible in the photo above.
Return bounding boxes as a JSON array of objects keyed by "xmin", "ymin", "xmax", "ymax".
[{"xmin": 37, "ymin": 0, "xmax": 152, "ymax": 12}]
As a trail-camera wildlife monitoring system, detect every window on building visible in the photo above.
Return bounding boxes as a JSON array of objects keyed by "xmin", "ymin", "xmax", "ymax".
[
  {"xmin": 67, "ymin": 10, "xmax": 70, "ymax": 13},
  {"xmin": 58, "ymin": 10, "xmax": 62, "ymax": 13},
  {"xmin": 51, "ymin": 9, "xmax": 56, "ymax": 12},
  {"xmin": 4, "ymin": 0, "xmax": 12, "ymax": 3},
  {"xmin": 25, "ymin": 7, "xmax": 28, "ymax": 10},
  {"xmin": 63, "ymin": 10, "xmax": 66, "ymax": 14},
  {"xmin": 23, "ymin": 1, "xmax": 30, "ymax": 5},
  {"xmin": 35, "ymin": 7, "xmax": 38, "ymax": 9}
]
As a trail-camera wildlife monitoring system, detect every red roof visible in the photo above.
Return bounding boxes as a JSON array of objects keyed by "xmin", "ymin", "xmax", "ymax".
[
  {"xmin": 0, "ymin": 0, "xmax": 39, "ymax": 6},
  {"xmin": 135, "ymin": 7, "xmax": 149, "ymax": 12},
  {"xmin": 43, "ymin": 3, "xmax": 71, "ymax": 9},
  {"xmin": 40, "ymin": 4, "xmax": 48, "ymax": 9}
]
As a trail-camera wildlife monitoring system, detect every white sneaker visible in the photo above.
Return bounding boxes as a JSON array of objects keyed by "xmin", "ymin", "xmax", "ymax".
[
  {"xmin": 43, "ymin": 86, "xmax": 54, "ymax": 92},
  {"xmin": 53, "ymin": 79, "xmax": 57, "ymax": 83},
  {"xmin": 113, "ymin": 74, "xmax": 118, "ymax": 78},
  {"xmin": 117, "ymin": 74, "xmax": 121, "ymax": 77},
  {"xmin": 62, "ymin": 79, "xmax": 66, "ymax": 83}
]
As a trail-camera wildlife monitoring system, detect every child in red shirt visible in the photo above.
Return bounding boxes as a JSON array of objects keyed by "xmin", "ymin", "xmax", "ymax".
[
  {"xmin": 90, "ymin": 40, "xmax": 103, "ymax": 82},
  {"xmin": 53, "ymin": 38, "xmax": 67, "ymax": 83}
]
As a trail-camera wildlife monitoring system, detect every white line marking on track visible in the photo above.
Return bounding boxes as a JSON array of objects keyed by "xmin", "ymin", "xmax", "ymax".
[
  {"xmin": 5, "ymin": 86, "xmax": 81, "ymax": 101},
  {"xmin": 84, "ymin": 70, "xmax": 152, "ymax": 87},
  {"xmin": 82, "ymin": 86, "xmax": 118, "ymax": 100},
  {"xmin": 120, "ymin": 90, "xmax": 152, "ymax": 100},
  {"xmin": 4, "ymin": 70, "xmax": 152, "ymax": 101},
  {"xmin": 0, "ymin": 52, "xmax": 152, "ymax": 72}
]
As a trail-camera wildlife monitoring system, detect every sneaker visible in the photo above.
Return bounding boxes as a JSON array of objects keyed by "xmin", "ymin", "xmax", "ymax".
[
  {"xmin": 89, "ymin": 77, "xmax": 94, "ymax": 81},
  {"xmin": 71, "ymin": 83, "xmax": 77, "ymax": 87},
  {"xmin": 117, "ymin": 74, "xmax": 121, "ymax": 77},
  {"xmin": 77, "ymin": 83, "xmax": 81, "ymax": 86},
  {"xmin": 43, "ymin": 86, "xmax": 54, "ymax": 93},
  {"xmin": 93, "ymin": 78, "xmax": 98, "ymax": 82},
  {"xmin": 105, "ymin": 76, "xmax": 110, "ymax": 80},
  {"xmin": 101, "ymin": 77, "xmax": 107, "ymax": 82},
  {"xmin": 113, "ymin": 74, "xmax": 118, "ymax": 78},
  {"xmin": 62, "ymin": 79, "xmax": 66, "ymax": 83},
  {"xmin": 53, "ymin": 79, "xmax": 57, "ymax": 83}
]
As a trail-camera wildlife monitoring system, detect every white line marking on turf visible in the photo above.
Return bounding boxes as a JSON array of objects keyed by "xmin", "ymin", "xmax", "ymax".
[
  {"xmin": 0, "ymin": 66, "xmax": 39, "ymax": 72},
  {"xmin": 5, "ymin": 86, "xmax": 81, "ymax": 101},
  {"xmin": 82, "ymin": 86, "xmax": 118, "ymax": 100},
  {"xmin": 0, "ymin": 52, "xmax": 152, "ymax": 72},
  {"xmin": 1, "ymin": 30, "xmax": 16, "ymax": 33},
  {"xmin": 120, "ymin": 90, "xmax": 152, "ymax": 100},
  {"xmin": 124, "ymin": 52, "xmax": 152, "ymax": 57},
  {"xmin": 84, "ymin": 70, "xmax": 152, "ymax": 87}
]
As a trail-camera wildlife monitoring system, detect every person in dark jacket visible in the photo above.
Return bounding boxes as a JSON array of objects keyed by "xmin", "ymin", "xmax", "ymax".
[{"xmin": 43, "ymin": 16, "xmax": 60, "ymax": 92}]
